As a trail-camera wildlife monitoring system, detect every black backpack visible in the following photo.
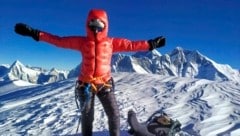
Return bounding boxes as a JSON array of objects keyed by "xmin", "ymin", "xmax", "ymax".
[{"xmin": 146, "ymin": 112, "xmax": 182, "ymax": 136}]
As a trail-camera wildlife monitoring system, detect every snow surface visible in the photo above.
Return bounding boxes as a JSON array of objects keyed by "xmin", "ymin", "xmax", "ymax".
[{"xmin": 0, "ymin": 72, "xmax": 239, "ymax": 136}]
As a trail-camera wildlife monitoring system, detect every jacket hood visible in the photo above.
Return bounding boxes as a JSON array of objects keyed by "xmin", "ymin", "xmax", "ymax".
[{"xmin": 86, "ymin": 9, "xmax": 108, "ymax": 41}]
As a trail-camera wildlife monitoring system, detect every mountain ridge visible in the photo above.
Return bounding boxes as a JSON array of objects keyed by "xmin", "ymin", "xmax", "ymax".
[
  {"xmin": 1, "ymin": 47, "xmax": 239, "ymax": 84},
  {"xmin": 1, "ymin": 60, "xmax": 69, "ymax": 84},
  {"xmin": 111, "ymin": 47, "xmax": 240, "ymax": 82}
]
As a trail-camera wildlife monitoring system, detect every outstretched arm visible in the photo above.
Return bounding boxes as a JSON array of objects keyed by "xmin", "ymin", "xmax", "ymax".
[
  {"xmin": 14, "ymin": 23, "xmax": 85, "ymax": 50},
  {"xmin": 112, "ymin": 36, "xmax": 165, "ymax": 53},
  {"xmin": 112, "ymin": 38, "xmax": 149, "ymax": 52},
  {"xmin": 39, "ymin": 32, "xmax": 85, "ymax": 50}
]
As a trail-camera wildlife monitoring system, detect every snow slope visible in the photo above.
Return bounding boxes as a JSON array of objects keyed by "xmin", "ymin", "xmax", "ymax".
[{"xmin": 0, "ymin": 73, "xmax": 239, "ymax": 136}]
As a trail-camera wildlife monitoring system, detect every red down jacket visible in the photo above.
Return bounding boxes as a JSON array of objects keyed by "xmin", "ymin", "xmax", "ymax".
[{"xmin": 39, "ymin": 9, "xmax": 150, "ymax": 84}]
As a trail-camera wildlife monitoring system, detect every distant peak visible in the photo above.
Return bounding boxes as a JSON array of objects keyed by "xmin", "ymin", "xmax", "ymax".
[
  {"xmin": 170, "ymin": 46, "xmax": 185, "ymax": 56},
  {"xmin": 50, "ymin": 68, "xmax": 59, "ymax": 72},
  {"xmin": 175, "ymin": 46, "xmax": 183, "ymax": 51},
  {"xmin": 13, "ymin": 60, "xmax": 21, "ymax": 64},
  {"xmin": 133, "ymin": 49, "xmax": 161, "ymax": 59},
  {"xmin": 11, "ymin": 60, "xmax": 24, "ymax": 67},
  {"xmin": 172, "ymin": 46, "xmax": 184, "ymax": 53}
]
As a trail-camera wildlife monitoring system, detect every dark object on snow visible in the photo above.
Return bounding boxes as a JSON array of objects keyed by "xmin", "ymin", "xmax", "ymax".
[
  {"xmin": 127, "ymin": 110, "xmax": 181, "ymax": 136},
  {"xmin": 128, "ymin": 110, "xmax": 154, "ymax": 136}
]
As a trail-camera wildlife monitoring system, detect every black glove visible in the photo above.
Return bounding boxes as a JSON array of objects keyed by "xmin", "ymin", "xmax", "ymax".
[
  {"xmin": 14, "ymin": 23, "xmax": 40, "ymax": 41},
  {"xmin": 148, "ymin": 36, "xmax": 166, "ymax": 50}
]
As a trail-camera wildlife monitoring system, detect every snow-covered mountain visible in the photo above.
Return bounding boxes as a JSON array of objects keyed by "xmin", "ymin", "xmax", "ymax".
[
  {"xmin": 0, "ymin": 73, "xmax": 239, "ymax": 135},
  {"xmin": 111, "ymin": 47, "xmax": 240, "ymax": 82},
  {"xmin": 1, "ymin": 60, "xmax": 69, "ymax": 84},
  {"xmin": 1, "ymin": 47, "xmax": 239, "ymax": 84}
]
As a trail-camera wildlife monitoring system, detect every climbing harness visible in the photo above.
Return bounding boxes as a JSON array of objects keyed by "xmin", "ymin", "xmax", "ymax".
[{"xmin": 74, "ymin": 77, "xmax": 114, "ymax": 134}]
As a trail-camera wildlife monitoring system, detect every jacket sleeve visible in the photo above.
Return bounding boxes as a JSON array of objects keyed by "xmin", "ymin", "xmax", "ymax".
[
  {"xmin": 112, "ymin": 38, "xmax": 150, "ymax": 53},
  {"xmin": 39, "ymin": 31, "xmax": 86, "ymax": 51}
]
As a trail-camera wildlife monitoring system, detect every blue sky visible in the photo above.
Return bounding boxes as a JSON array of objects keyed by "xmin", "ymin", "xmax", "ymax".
[{"xmin": 0, "ymin": 0, "xmax": 239, "ymax": 70}]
